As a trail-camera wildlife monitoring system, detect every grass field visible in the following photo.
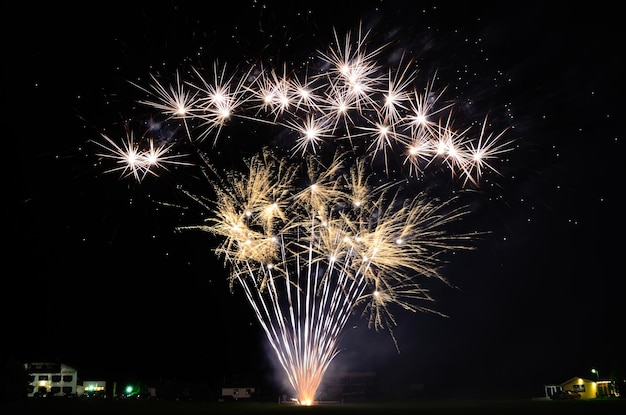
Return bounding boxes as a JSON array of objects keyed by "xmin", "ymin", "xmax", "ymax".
[{"xmin": 2, "ymin": 398, "xmax": 625, "ymax": 415}]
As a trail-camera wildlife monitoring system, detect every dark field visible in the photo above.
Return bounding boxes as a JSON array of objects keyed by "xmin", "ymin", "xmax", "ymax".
[{"xmin": 3, "ymin": 398, "xmax": 624, "ymax": 415}]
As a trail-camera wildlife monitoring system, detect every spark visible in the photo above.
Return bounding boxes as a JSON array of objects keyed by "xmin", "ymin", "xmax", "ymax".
[
  {"xmin": 460, "ymin": 116, "xmax": 513, "ymax": 186},
  {"xmin": 286, "ymin": 114, "xmax": 334, "ymax": 156},
  {"xmin": 403, "ymin": 72, "xmax": 453, "ymax": 138},
  {"xmin": 187, "ymin": 62, "xmax": 257, "ymax": 145},
  {"xmin": 133, "ymin": 70, "xmax": 199, "ymax": 120},
  {"xmin": 381, "ymin": 52, "xmax": 417, "ymax": 127},
  {"xmin": 316, "ymin": 24, "xmax": 388, "ymax": 113},
  {"xmin": 249, "ymin": 63, "xmax": 295, "ymax": 120},
  {"xmin": 92, "ymin": 125, "xmax": 189, "ymax": 182}
]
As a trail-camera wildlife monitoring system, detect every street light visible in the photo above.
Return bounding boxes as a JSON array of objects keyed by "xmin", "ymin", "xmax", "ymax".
[{"xmin": 591, "ymin": 368, "xmax": 599, "ymax": 381}]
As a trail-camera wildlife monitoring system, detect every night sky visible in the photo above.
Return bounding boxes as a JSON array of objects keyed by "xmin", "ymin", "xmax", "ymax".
[{"xmin": 5, "ymin": 1, "xmax": 623, "ymax": 399}]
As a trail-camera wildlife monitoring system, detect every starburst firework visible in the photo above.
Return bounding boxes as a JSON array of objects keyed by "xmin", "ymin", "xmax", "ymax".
[{"xmin": 94, "ymin": 24, "xmax": 513, "ymax": 405}]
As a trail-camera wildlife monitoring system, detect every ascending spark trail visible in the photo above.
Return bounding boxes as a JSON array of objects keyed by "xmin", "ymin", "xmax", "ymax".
[
  {"xmin": 94, "ymin": 24, "xmax": 514, "ymax": 405},
  {"xmin": 178, "ymin": 150, "xmax": 476, "ymax": 405}
]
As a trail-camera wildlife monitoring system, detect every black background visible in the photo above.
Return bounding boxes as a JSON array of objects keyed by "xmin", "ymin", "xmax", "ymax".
[{"xmin": 5, "ymin": 0, "xmax": 623, "ymax": 399}]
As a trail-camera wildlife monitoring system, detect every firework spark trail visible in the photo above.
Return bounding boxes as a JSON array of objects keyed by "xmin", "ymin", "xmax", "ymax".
[
  {"xmin": 175, "ymin": 150, "xmax": 481, "ymax": 404},
  {"xmin": 95, "ymin": 25, "xmax": 513, "ymax": 404}
]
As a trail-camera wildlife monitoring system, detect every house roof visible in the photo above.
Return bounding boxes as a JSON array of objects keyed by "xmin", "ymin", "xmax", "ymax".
[
  {"xmin": 560, "ymin": 377, "xmax": 594, "ymax": 385},
  {"xmin": 25, "ymin": 362, "xmax": 77, "ymax": 373},
  {"xmin": 543, "ymin": 377, "xmax": 596, "ymax": 387}
]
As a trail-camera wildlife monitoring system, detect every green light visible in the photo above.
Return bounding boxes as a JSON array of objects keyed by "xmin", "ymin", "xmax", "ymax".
[{"xmin": 126, "ymin": 385, "xmax": 133, "ymax": 394}]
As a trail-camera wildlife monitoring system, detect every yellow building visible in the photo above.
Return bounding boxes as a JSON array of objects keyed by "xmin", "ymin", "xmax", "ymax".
[
  {"xmin": 544, "ymin": 376, "xmax": 618, "ymax": 399},
  {"xmin": 78, "ymin": 380, "xmax": 107, "ymax": 398},
  {"xmin": 561, "ymin": 377, "xmax": 596, "ymax": 399}
]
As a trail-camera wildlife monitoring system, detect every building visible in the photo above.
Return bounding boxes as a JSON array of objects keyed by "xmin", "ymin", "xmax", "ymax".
[
  {"xmin": 543, "ymin": 376, "xmax": 620, "ymax": 399},
  {"xmin": 77, "ymin": 380, "xmax": 107, "ymax": 398},
  {"xmin": 25, "ymin": 362, "xmax": 78, "ymax": 397},
  {"xmin": 221, "ymin": 387, "xmax": 256, "ymax": 400},
  {"xmin": 318, "ymin": 371, "xmax": 378, "ymax": 402}
]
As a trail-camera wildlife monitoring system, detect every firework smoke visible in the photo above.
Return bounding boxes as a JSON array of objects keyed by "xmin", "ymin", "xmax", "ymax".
[{"xmin": 94, "ymin": 24, "xmax": 513, "ymax": 404}]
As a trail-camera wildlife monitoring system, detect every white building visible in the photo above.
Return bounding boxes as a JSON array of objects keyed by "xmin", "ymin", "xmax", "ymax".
[{"xmin": 25, "ymin": 362, "xmax": 78, "ymax": 397}]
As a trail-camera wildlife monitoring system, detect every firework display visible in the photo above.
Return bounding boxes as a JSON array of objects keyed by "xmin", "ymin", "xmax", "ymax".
[{"xmin": 94, "ymin": 25, "xmax": 512, "ymax": 405}]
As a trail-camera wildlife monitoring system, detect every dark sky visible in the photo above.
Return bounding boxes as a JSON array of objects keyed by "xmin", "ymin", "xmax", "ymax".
[{"xmin": 5, "ymin": 0, "xmax": 622, "ymax": 399}]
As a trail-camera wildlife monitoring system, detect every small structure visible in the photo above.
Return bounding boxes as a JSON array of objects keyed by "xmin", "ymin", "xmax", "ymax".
[
  {"xmin": 318, "ymin": 371, "xmax": 378, "ymax": 402},
  {"xmin": 25, "ymin": 362, "xmax": 78, "ymax": 397},
  {"xmin": 221, "ymin": 387, "xmax": 255, "ymax": 400},
  {"xmin": 77, "ymin": 380, "xmax": 107, "ymax": 398}
]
